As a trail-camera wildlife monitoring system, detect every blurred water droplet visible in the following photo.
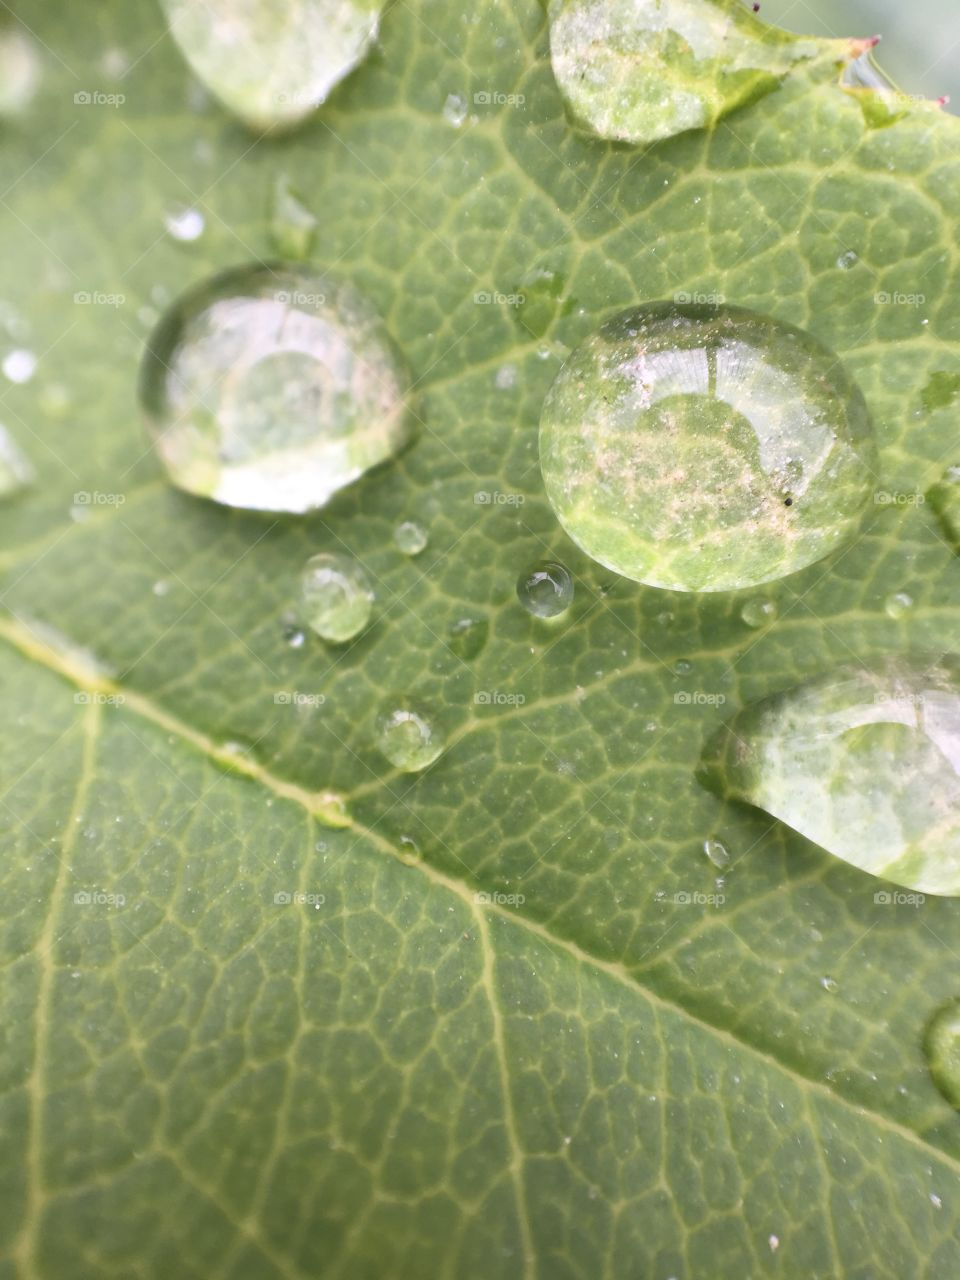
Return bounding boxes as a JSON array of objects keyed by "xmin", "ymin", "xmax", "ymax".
[
  {"xmin": 0, "ymin": 424, "xmax": 34, "ymax": 499},
  {"xmin": 884, "ymin": 591, "xmax": 914, "ymax": 619},
  {"xmin": 2, "ymin": 349, "xmax": 36, "ymax": 383},
  {"xmin": 164, "ymin": 206, "xmax": 205, "ymax": 242},
  {"xmin": 836, "ymin": 249, "xmax": 859, "ymax": 270},
  {"xmin": 442, "ymin": 92, "xmax": 468, "ymax": 127},
  {"xmin": 301, "ymin": 552, "xmax": 373, "ymax": 643},
  {"xmin": 820, "ymin": 976, "xmax": 838, "ymax": 993},
  {"xmin": 270, "ymin": 173, "xmax": 318, "ymax": 260},
  {"xmin": 0, "ymin": 25, "xmax": 41, "ymax": 117}
]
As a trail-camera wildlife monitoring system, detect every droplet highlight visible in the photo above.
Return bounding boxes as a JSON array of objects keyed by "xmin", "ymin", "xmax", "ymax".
[
  {"xmin": 517, "ymin": 561, "xmax": 574, "ymax": 618},
  {"xmin": 300, "ymin": 552, "xmax": 373, "ymax": 643},
  {"xmin": 539, "ymin": 303, "xmax": 878, "ymax": 592},
  {"xmin": 139, "ymin": 264, "xmax": 414, "ymax": 513}
]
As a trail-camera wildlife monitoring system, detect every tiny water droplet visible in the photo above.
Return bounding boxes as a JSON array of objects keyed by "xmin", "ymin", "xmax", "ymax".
[
  {"xmin": 517, "ymin": 561, "xmax": 574, "ymax": 618},
  {"xmin": 674, "ymin": 659, "xmax": 693, "ymax": 676},
  {"xmin": 925, "ymin": 1000, "xmax": 960, "ymax": 1109},
  {"xmin": 2, "ymin": 348, "xmax": 36, "ymax": 384},
  {"xmin": 836, "ymin": 249, "xmax": 859, "ymax": 270},
  {"xmin": 741, "ymin": 597, "xmax": 778, "ymax": 628},
  {"xmin": 703, "ymin": 839, "xmax": 730, "ymax": 869},
  {"xmin": 442, "ymin": 92, "xmax": 468, "ymax": 127},
  {"xmin": 164, "ymin": 206, "xmax": 205, "ymax": 242},
  {"xmin": 448, "ymin": 616, "xmax": 489, "ymax": 661},
  {"xmin": 376, "ymin": 701, "xmax": 445, "ymax": 772},
  {"xmin": 140, "ymin": 265, "xmax": 414, "ymax": 513},
  {"xmin": 884, "ymin": 591, "xmax": 914, "ymax": 619},
  {"xmin": 930, "ymin": 1192, "xmax": 943, "ymax": 1209},
  {"xmin": 270, "ymin": 173, "xmax": 318, "ymax": 260},
  {"xmin": 283, "ymin": 622, "xmax": 306, "ymax": 648},
  {"xmin": 0, "ymin": 424, "xmax": 34, "ymax": 499},
  {"xmin": 820, "ymin": 976, "xmax": 838, "ymax": 993},
  {"xmin": 394, "ymin": 520, "xmax": 427, "ymax": 556},
  {"xmin": 399, "ymin": 834, "xmax": 419, "ymax": 855},
  {"xmin": 539, "ymin": 304, "xmax": 877, "ymax": 591},
  {"xmin": 160, "ymin": 0, "xmax": 384, "ymax": 130},
  {"xmin": 300, "ymin": 552, "xmax": 373, "ymax": 643}
]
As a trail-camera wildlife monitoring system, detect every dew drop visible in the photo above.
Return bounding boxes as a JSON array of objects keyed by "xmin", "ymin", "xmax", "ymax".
[
  {"xmin": 2, "ymin": 348, "xmax": 36, "ymax": 384},
  {"xmin": 539, "ymin": 303, "xmax": 877, "ymax": 592},
  {"xmin": 931, "ymin": 1192, "xmax": 944, "ymax": 1209},
  {"xmin": 269, "ymin": 173, "xmax": 318, "ymax": 261},
  {"xmin": 394, "ymin": 520, "xmax": 428, "ymax": 556},
  {"xmin": 282, "ymin": 619, "xmax": 306, "ymax": 648},
  {"xmin": 164, "ymin": 206, "xmax": 205, "ymax": 242},
  {"xmin": 160, "ymin": 0, "xmax": 384, "ymax": 130},
  {"xmin": 836, "ymin": 249, "xmax": 859, "ymax": 270},
  {"xmin": 674, "ymin": 659, "xmax": 693, "ymax": 676},
  {"xmin": 442, "ymin": 92, "xmax": 468, "ymax": 127},
  {"xmin": 703, "ymin": 839, "xmax": 730, "ymax": 869},
  {"xmin": 884, "ymin": 591, "xmax": 914, "ymax": 620},
  {"xmin": 495, "ymin": 363, "xmax": 518, "ymax": 391},
  {"xmin": 517, "ymin": 561, "xmax": 574, "ymax": 618},
  {"xmin": 547, "ymin": 0, "xmax": 821, "ymax": 146},
  {"xmin": 0, "ymin": 424, "xmax": 34, "ymax": 499},
  {"xmin": 448, "ymin": 616, "xmax": 489, "ymax": 661},
  {"xmin": 0, "ymin": 24, "xmax": 41, "ymax": 117},
  {"xmin": 741, "ymin": 597, "xmax": 778, "ymax": 628},
  {"xmin": 301, "ymin": 552, "xmax": 373, "ymax": 643},
  {"xmin": 151, "ymin": 579, "xmax": 171, "ymax": 597},
  {"xmin": 925, "ymin": 1001, "xmax": 960, "ymax": 1109},
  {"xmin": 376, "ymin": 701, "xmax": 444, "ymax": 772},
  {"xmin": 139, "ymin": 264, "xmax": 414, "ymax": 513},
  {"xmin": 820, "ymin": 976, "xmax": 839, "ymax": 993},
  {"xmin": 699, "ymin": 654, "xmax": 960, "ymax": 895}
]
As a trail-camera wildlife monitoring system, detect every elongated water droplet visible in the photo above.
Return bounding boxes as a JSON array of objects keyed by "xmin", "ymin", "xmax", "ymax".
[
  {"xmin": 394, "ymin": 520, "xmax": 427, "ymax": 556},
  {"xmin": 741, "ymin": 597, "xmax": 778, "ymax": 628},
  {"xmin": 448, "ymin": 616, "xmax": 489, "ymax": 661},
  {"xmin": 699, "ymin": 654, "xmax": 960, "ymax": 895},
  {"xmin": 539, "ymin": 303, "xmax": 877, "ymax": 592},
  {"xmin": 925, "ymin": 1001, "xmax": 960, "ymax": 1109},
  {"xmin": 517, "ymin": 561, "xmax": 574, "ymax": 618},
  {"xmin": 703, "ymin": 839, "xmax": 730, "ymax": 869},
  {"xmin": 376, "ymin": 701, "xmax": 444, "ymax": 772},
  {"xmin": 927, "ymin": 465, "xmax": 960, "ymax": 553},
  {"xmin": 884, "ymin": 591, "xmax": 914, "ymax": 620},
  {"xmin": 0, "ymin": 424, "xmax": 33, "ymax": 499},
  {"xmin": 0, "ymin": 24, "xmax": 41, "ymax": 117},
  {"xmin": 160, "ymin": 0, "xmax": 384, "ymax": 131},
  {"xmin": 270, "ymin": 174, "xmax": 318, "ymax": 260},
  {"xmin": 301, "ymin": 552, "xmax": 373, "ymax": 643},
  {"xmin": 547, "ymin": 0, "xmax": 826, "ymax": 146},
  {"xmin": 140, "ymin": 265, "xmax": 414, "ymax": 513}
]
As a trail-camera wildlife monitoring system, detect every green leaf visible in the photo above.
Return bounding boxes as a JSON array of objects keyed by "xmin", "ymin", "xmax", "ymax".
[{"xmin": 1, "ymin": 1, "xmax": 960, "ymax": 1276}]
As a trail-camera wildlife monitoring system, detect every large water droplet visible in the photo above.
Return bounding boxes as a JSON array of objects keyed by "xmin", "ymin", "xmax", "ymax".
[
  {"xmin": 539, "ymin": 303, "xmax": 877, "ymax": 592},
  {"xmin": 376, "ymin": 701, "xmax": 444, "ymax": 772},
  {"xmin": 0, "ymin": 424, "xmax": 33, "ymax": 498},
  {"xmin": 699, "ymin": 654, "xmax": 960, "ymax": 895},
  {"xmin": 547, "ymin": 0, "xmax": 824, "ymax": 146},
  {"xmin": 394, "ymin": 520, "xmax": 427, "ymax": 556},
  {"xmin": 927, "ymin": 1001, "xmax": 960, "ymax": 1108},
  {"xmin": 517, "ymin": 561, "xmax": 574, "ymax": 618},
  {"xmin": 140, "ymin": 265, "xmax": 414, "ymax": 513},
  {"xmin": 270, "ymin": 174, "xmax": 318, "ymax": 261},
  {"xmin": 160, "ymin": 0, "xmax": 384, "ymax": 130},
  {"xmin": 301, "ymin": 552, "xmax": 373, "ymax": 643},
  {"xmin": 0, "ymin": 24, "xmax": 41, "ymax": 117}
]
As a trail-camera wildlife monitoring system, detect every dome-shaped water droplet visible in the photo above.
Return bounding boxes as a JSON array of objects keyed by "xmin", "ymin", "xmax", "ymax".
[
  {"xmin": 269, "ymin": 174, "xmax": 318, "ymax": 261},
  {"xmin": 884, "ymin": 591, "xmax": 914, "ymax": 619},
  {"xmin": 539, "ymin": 303, "xmax": 877, "ymax": 592},
  {"xmin": 394, "ymin": 520, "xmax": 427, "ymax": 556},
  {"xmin": 703, "ymin": 839, "xmax": 730, "ymax": 869},
  {"xmin": 448, "ymin": 616, "xmax": 489, "ymax": 661},
  {"xmin": 160, "ymin": 0, "xmax": 384, "ymax": 131},
  {"xmin": 698, "ymin": 654, "xmax": 960, "ymax": 895},
  {"xmin": 301, "ymin": 552, "xmax": 373, "ymax": 643},
  {"xmin": 0, "ymin": 24, "xmax": 41, "ymax": 117},
  {"xmin": 140, "ymin": 264, "xmax": 414, "ymax": 513},
  {"xmin": 0, "ymin": 424, "xmax": 33, "ymax": 499},
  {"xmin": 926, "ymin": 1001, "xmax": 960, "ymax": 1109},
  {"xmin": 547, "ymin": 0, "xmax": 826, "ymax": 146},
  {"xmin": 517, "ymin": 560, "xmax": 574, "ymax": 618},
  {"xmin": 376, "ymin": 700, "xmax": 444, "ymax": 772},
  {"xmin": 836, "ymin": 250, "xmax": 859, "ymax": 270},
  {"xmin": 741, "ymin": 597, "xmax": 778, "ymax": 628}
]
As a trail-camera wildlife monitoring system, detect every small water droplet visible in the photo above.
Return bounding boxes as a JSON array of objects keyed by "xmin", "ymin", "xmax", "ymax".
[
  {"xmin": 448, "ymin": 616, "xmax": 489, "ymax": 661},
  {"xmin": 539, "ymin": 304, "xmax": 877, "ymax": 591},
  {"xmin": 139, "ymin": 265, "xmax": 414, "ymax": 513},
  {"xmin": 768, "ymin": 1235, "xmax": 780, "ymax": 1253},
  {"xmin": 741, "ymin": 597, "xmax": 778, "ymax": 628},
  {"xmin": 301, "ymin": 552, "xmax": 373, "ymax": 643},
  {"xmin": 164, "ymin": 206, "xmax": 205, "ymax": 242},
  {"xmin": 394, "ymin": 520, "xmax": 427, "ymax": 556},
  {"xmin": 703, "ymin": 839, "xmax": 730, "ymax": 869},
  {"xmin": 884, "ymin": 591, "xmax": 914, "ymax": 619},
  {"xmin": 151, "ymin": 579, "xmax": 171, "ymax": 597},
  {"xmin": 820, "ymin": 976, "xmax": 838, "ymax": 993},
  {"xmin": 517, "ymin": 561, "xmax": 574, "ymax": 618},
  {"xmin": 375, "ymin": 700, "xmax": 445, "ymax": 772},
  {"xmin": 2, "ymin": 348, "xmax": 36, "ymax": 384},
  {"xmin": 269, "ymin": 173, "xmax": 318, "ymax": 260},
  {"xmin": 0, "ymin": 26, "xmax": 41, "ymax": 117},
  {"xmin": 930, "ymin": 1192, "xmax": 943, "ymax": 1209},
  {"xmin": 674, "ymin": 660, "xmax": 693, "ymax": 676},
  {"xmin": 0, "ymin": 424, "xmax": 34, "ymax": 499},
  {"xmin": 399, "ymin": 834, "xmax": 419, "ymax": 855},
  {"xmin": 925, "ymin": 1000, "xmax": 960, "ymax": 1109},
  {"xmin": 442, "ymin": 92, "xmax": 468, "ymax": 127},
  {"xmin": 495, "ymin": 363, "xmax": 518, "ymax": 390},
  {"xmin": 836, "ymin": 249, "xmax": 859, "ymax": 270}
]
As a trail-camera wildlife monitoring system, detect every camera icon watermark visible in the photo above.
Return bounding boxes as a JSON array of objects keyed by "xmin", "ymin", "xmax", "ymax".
[
  {"xmin": 74, "ymin": 90, "xmax": 125, "ymax": 107},
  {"xmin": 73, "ymin": 889, "xmax": 126, "ymax": 907},
  {"xmin": 273, "ymin": 890, "xmax": 326, "ymax": 906},
  {"xmin": 873, "ymin": 889, "xmax": 925, "ymax": 906},
  {"xmin": 674, "ymin": 290, "xmax": 726, "ymax": 305},
  {"xmin": 74, "ymin": 691, "xmax": 125, "ymax": 707},
  {"xmin": 74, "ymin": 291, "xmax": 125, "ymax": 308},
  {"xmin": 671, "ymin": 890, "xmax": 725, "ymax": 906},
  {"xmin": 473, "ymin": 290, "xmax": 525, "ymax": 306},
  {"xmin": 276, "ymin": 290, "xmax": 326, "ymax": 306},
  {"xmin": 874, "ymin": 490, "xmax": 925, "ymax": 506},
  {"xmin": 473, "ymin": 90, "xmax": 526, "ymax": 107},
  {"xmin": 674, "ymin": 690, "xmax": 726, "ymax": 706},
  {"xmin": 273, "ymin": 691, "xmax": 326, "ymax": 707},
  {"xmin": 473, "ymin": 490, "xmax": 525, "ymax": 506},
  {"xmin": 474, "ymin": 890, "xmax": 526, "ymax": 907},
  {"xmin": 874, "ymin": 291, "xmax": 925, "ymax": 307},
  {"xmin": 73, "ymin": 491, "xmax": 126, "ymax": 507},
  {"xmin": 474, "ymin": 691, "xmax": 526, "ymax": 706}
]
